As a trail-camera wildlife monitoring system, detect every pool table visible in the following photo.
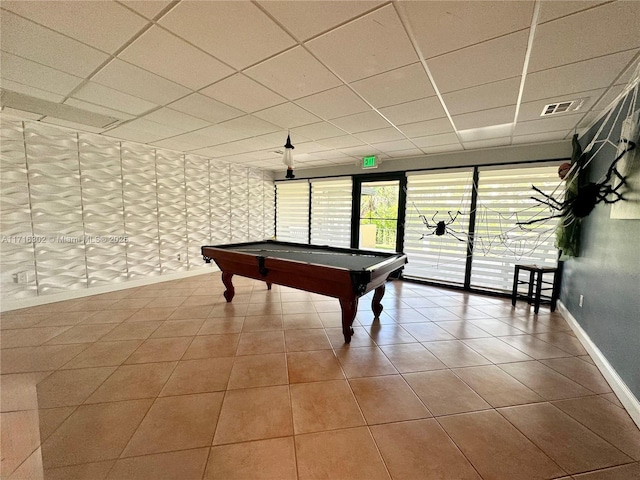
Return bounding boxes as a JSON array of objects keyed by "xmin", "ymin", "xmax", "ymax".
[{"xmin": 201, "ymin": 240, "xmax": 407, "ymax": 343}]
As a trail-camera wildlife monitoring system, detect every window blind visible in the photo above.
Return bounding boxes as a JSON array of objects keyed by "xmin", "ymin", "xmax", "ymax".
[
  {"xmin": 403, "ymin": 170, "xmax": 474, "ymax": 285},
  {"xmin": 470, "ymin": 165, "xmax": 562, "ymax": 292},
  {"xmin": 275, "ymin": 180, "xmax": 309, "ymax": 243},
  {"xmin": 311, "ymin": 177, "xmax": 352, "ymax": 248}
]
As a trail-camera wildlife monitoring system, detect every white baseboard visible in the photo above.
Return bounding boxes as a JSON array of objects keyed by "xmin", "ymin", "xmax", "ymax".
[
  {"xmin": 0, "ymin": 265, "xmax": 219, "ymax": 313},
  {"xmin": 558, "ymin": 300, "xmax": 640, "ymax": 429}
]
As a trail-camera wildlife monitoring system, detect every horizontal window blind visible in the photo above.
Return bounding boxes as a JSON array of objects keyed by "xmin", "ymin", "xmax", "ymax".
[
  {"xmin": 275, "ymin": 181, "xmax": 309, "ymax": 244},
  {"xmin": 471, "ymin": 165, "xmax": 562, "ymax": 292},
  {"xmin": 311, "ymin": 178, "xmax": 352, "ymax": 248},
  {"xmin": 404, "ymin": 170, "xmax": 474, "ymax": 285}
]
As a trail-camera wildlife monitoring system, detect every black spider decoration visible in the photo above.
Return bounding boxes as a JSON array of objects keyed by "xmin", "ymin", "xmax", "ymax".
[
  {"xmin": 420, "ymin": 211, "xmax": 466, "ymax": 242},
  {"xmin": 517, "ymin": 140, "xmax": 636, "ymax": 226}
]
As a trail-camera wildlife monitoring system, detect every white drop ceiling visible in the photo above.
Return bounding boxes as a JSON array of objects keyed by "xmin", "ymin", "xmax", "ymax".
[{"xmin": 1, "ymin": 0, "xmax": 638, "ymax": 171}]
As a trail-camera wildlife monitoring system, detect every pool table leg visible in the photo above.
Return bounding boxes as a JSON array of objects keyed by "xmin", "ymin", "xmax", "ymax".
[
  {"xmin": 222, "ymin": 272, "xmax": 235, "ymax": 302},
  {"xmin": 372, "ymin": 284, "xmax": 385, "ymax": 318},
  {"xmin": 339, "ymin": 296, "xmax": 358, "ymax": 344}
]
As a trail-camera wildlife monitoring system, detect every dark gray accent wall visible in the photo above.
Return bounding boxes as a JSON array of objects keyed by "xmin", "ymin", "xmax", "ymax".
[{"xmin": 560, "ymin": 90, "xmax": 640, "ymax": 399}]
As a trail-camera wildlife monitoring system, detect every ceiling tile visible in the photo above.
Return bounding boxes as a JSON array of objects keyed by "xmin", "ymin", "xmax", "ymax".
[
  {"xmin": 369, "ymin": 139, "xmax": 416, "ymax": 152},
  {"xmin": 71, "ymin": 82, "xmax": 157, "ymax": 116},
  {"xmin": 141, "ymin": 108, "xmax": 211, "ymax": 131},
  {"xmin": 306, "ymin": 4, "xmax": 418, "ymax": 82},
  {"xmin": 291, "ymin": 122, "xmax": 347, "ymax": 141},
  {"xmin": 537, "ymin": 1, "xmax": 609, "ymax": 24},
  {"xmin": 421, "ymin": 143, "xmax": 464, "ymax": 155},
  {"xmin": 159, "ymin": 130, "xmax": 220, "ymax": 150},
  {"xmin": 522, "ymin": 50, "xmax": 638, "ymax": 102},
  {"xmin": 121, "ymin": 117, "xmax": 187, "ymax": 137},
  {"xmin": 119, "ymin": 1, "xmax": 173, "ymax": 20},
  {"xmin": 518, "ymin": 88, "xmax": 605, "ymax": 122},
  {"xmin": 0, "ymin": 80, "xmax": 63, "ymax": 103},
  {"xmin": 159, "ymin": 1, "xmax": 296, "ymax": 69},
  {"xmin": 201, "ymin": 74, "xmax": 286, "ymax": 114},
  {"xmin": 296, "ymin": 86, "xmax": 371, "ymax": 120},
  {"xmin": 258, "ymin": 1, "xmax": 384, "ymax": 41},
  {"xmin": 253, "ymin": 102, "xmax": 321, "ymax": 129},
  {"xmin": 385, "ymin": 147, "xmax": 423, "ymax": 158},
  {"xmin": 104, "ymin": 124, "xmax": 161, "ymax": 143},
  {"xmin": 401, "ymin": 0, "xmax": 534, "ymax": 58},
  {"xmin": 118, "ymin": 26, "xmax": 234, "ymax": 90},
  {"xmin": 453, "ymin": 105, "xmax": 516, "ymax": 130},
  {"xmin": 330, "ymin": 111, "xmax": 391, "ymax": 134},
  {"xmin": 397, "ymin": 117, "xmax": 454, "ymax": 137},
  {"xmin": 512, "ymin": 130, "xmax": 570, "ymax": 145},
  {"xmin": 245, "ymin": 47, "xmax": 342, "ymax": 100},
  {"xmin": 167, "ymin": 93, "xmax": 244, "ymax": 124},
  {"xmin": 318, "ymin": 135, "xmax": 366, "ymax": 149},
  {"xmin": 216, "ymin": 115, "xmax": 280, "ymax": 140},
  {"xmin": 462, "ymin": 137, "xmax": 512, "ymax": 150},
  {"xmin": 380, "ymin": 97, "xmax": 447, "ymax": 126},
  {"xmin": 593, "ymin": 86, "xmax": 626, "ymax": 111},
  {"xmin": 513, "ymin": 113, "xmax": 583, "ymax": 136},
  {"xmin": 354, "ymin": 127, "xmax": 405, "ymax": 144},
  {"xmin": 0, "ymin": 10, "xmax": 109, "ymax": 77},
  {"xmin": 63, "ymin": 98, "xmax": 135, "ymax": 122},
  {"xmin": 413, "ymin": 132, "xmax": 460, "ymax": 148},
  {"xmin": 1, "ymin": 1, "xmax": 148, "ymax": 53},
  {"xmin": 0, "ymin": 52, "xmax": 83, "ymax": 97},
  {"xmin": 427, "ymin": 30, "xmax": 529, "ymax": 94},
  {"xmin": 350, "ymin": 63, "xmax": 435, "ymax": 108},
  {"xmin": 340, "ymin": 145, "xmax": 381, "ymax": 157},
  {"xmin": 41, "ymin": 117, "xmax": 104, "ymax": 134},
  {"xmin": 528, "ymin": 2, "xmax": 640, "ymax": 72},
  {"xmin": 92, "ymin": 59, "xmax": 191, "ymax": 105},
  {"xmin": 443, "ymin": 78, "xmax": 521, "ymax": 116}
]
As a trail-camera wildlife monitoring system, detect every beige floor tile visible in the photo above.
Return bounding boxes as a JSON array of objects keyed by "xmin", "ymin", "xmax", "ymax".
[
  {"xmin": 35, "ymin": 311, "xmax": 94, "ymax": 327},
  {"xmin": 295, "ymin": 427, "xmax": 390, "ymax": 480},
  {"xmin": 109, "ymin": 298, "xmax": 153, "ymax": 310},
  {"xmin": 335, "ymin": 346, "xmax": 397, "ymax": 378},
  {"xmin": 37, "ymin": 406, "xmax": 76, "ymax": 441},
  {"xmin": 463, "ymin": 337, "xmax": 533, "ymax": 363},
  {"xmin": 1, "ymin": 371, "xmax": 50, "ymax": 412},
  {"xmin": 290, "ymin": 379, "xmax": 365, "ymax": 434},
  {"xmin": 541, "ymin": 357, "xmax": 612, "ymax": 393},
  {"xmin": 228, "ymin": 353, "xmax": 288, "ymax": 389},
  {"xmin": 402, "ymin": 322, "xmax": 456, "ymax": 341},
  {"xmin": 572, "ymin": 463, "xmax": 640, "ymax": 479},
  {"xmin": 404, "ymin": 370, "xmax": 491, "ymax": 416},
  {"xmin": 371, "ymin": 419, "xmax": 481, "ymax": 479},
  {"xmin": 284, "ymin": 329, "xmax": 332, "ymax": 351},
  {"xmin": 326, "ymin": 326, "xmax": 377, "ymax": 348},
  {"xmin": 552, "ymin": 396, "xmax": 640, "ymax": 461},
  {"xmin": 150, "ymin": 296, "xmax": 187, "ymax": 309},
  {"xmin": 282, "ymin": 312, "xmax": 324, "ymax": 329},
  {"xmin": 365, "ymin": 323, "xmax": 419, "ymax": 345},
  {"xmin": 438, "ymin": 409, "xmax": 565, "ymax": 480},
  {"xmin": 0, "ymin": 410, "xmax": 41, "ymax": 477},
  {"xmin": 317, "ymin": 310, "xmax": 342, "ymax": 328},
  {"xmin": 124, "ymin": 337, "xmax": 192, "ymax": 364},
  {"xmin": 379, "ymin": 343, "xmax": 446, "ymax": 373},
  {"xmin": 40, "ymin": 399, "xmax": 153, "ymax": 469},
  {"xmin": 83, "ymin": 309, "xmax": 138, "ymax": 324},
  {"xmin": 453, "ymin": 365, "xmax": 544, "ymax": 407},
  {"xmin": 160, "ymin": 357, "xmax": 234, "ymax": 396},
  {"xmin": 245, "ymin": 302, "xmax": 283, "ymax": 316},
  {"xmin": 168, "ymin": 305, "xmax": 213, "ymax": 320},
  {"xmin": 386, "ymin": 308, "xmax": 430, "ymax": 323},
  {"xmin": 1, "ymin": 313, "xmax": 49, "ymax": 330},
  {"xmin": 469, "ymin": 319, "xmax": 527, "ymax": 336},
  {"xmin": 499, "ymin": 403, "xmax": 632, "ymax": 474},
  {"xmin": 533, "ymin": 331, "xmax": 588, "ymax": 356},
  {"xmin": 350, "ymin": 375, "xmax": 431, "ymax": 424},
  {"xmin": 150, "ymin": 319, "xmax": 205, "ymax": 338},
  {"xmin": 181, "ymin": 295, "xmax": 217, "ymax": 307},
  {"xmin": 208, "ymin": 302, "xmax": 250, "ymax": 318},
  {"xmin": 242, "ymin": 314, "xmax": 283, "ymax": 332},
  {"xmin": 107, "ymin": 448, "xmax": 209, "ymax": 480},
  {"xmin": 45, "ymin": 324, "xmax": 116, "ymax": 345},
  {"xmin": 0, "ymin": 326, "xmax": 70, "ymax": 348},
  {"xmin": 182, "ymin": 333, "xmax": 239, "ymax": 359},
  {"xmin": 435, "ymin": 320, "xmax": 493, "ymax": 339},
  {"xmin": 7, "ymin": 446, "xmax": 43, "ymax": 480},
  {"xmin": 36, "ymin": 366, "xmax": 115, "ymax": 408},
  {"xmin": 43, "ymin": 460, "xmax": 114, "ymax": 480},
  {"xmin": 99, "ymin": 322, "xmax": 162, "ymax": 341},
  {"xmin": 60, "ymin": 340, "xmax": 142, "ymax": 369},
  {"xmin": 205, "ymin": 437, "xmax": 297, "ymax": 480},
  {"xmin": 198, "ymin": 317, "xmax": 245, "ymax": 335},
  {"xmin": 287, "ymin": 350, "xmax": 344, "ymax": 383},
  {"xmin": 1, "ymin": 344, "xmax": 89, "ymax": 374},
  {"xmin": 423, "ymin": 340, "xmax": 491, "ymax": 368},
  {"xmin": 122, "ymin": 392, "xmax": 224, "ymax": 457},
  {"xmin": 236, "ymin": 331, "xmax": 285, "ymax": 355},
  {"xmin": 498, "ymin": 334, "xmax": 573, "ymax": 359},
  {"xmin": 85, "ymin": 362, "xmax": 176, "ymax": 403},
  {"xmin": 499, "ymin": 361, "xmax": 592, "ymax": 400},
  {"xmin": 125, "ymin": 307, "xmax": 176, "ymax": 322},
  {"xmin": 213, "ymin": 385, "xmax": 293, "ymax": 444}
]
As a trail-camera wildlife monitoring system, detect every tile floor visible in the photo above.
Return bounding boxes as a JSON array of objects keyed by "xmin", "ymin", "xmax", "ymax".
[{"xmin": 1, "ymin": 273, "xmax": 639, "ymax": 480}]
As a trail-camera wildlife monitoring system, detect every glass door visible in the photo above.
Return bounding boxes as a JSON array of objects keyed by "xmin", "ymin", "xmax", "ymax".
[{"xmin": 353, "ymin": 176, "xmax": 405, "ymax": 252}]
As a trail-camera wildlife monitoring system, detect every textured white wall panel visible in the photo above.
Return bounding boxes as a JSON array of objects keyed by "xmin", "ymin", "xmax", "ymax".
[
  {"xmin": 230, "ymin": 164, "xmax": 249, "ymax": 243},
  {"xmin": 0, "ymin": 120, "xmax": 37, "ymax": 297},
  {"xmin": 156, "ymin": 150, "xmax": 188, "ymax": 274},
  {"xmin": 79, "ymin": 133, "xmax": 128, "ymax": 286},
  {"xmin": 185, "ymin": 154, "xmax": 210, "ymax": 268},
  {"xmin": 210, "ymin": 161, "xmax": 231, "ymax": 244},
  {"xmin": 25, "ymin": 123, "xmax": 87, "ymax": 294},
  {"xmin": 248, "ymin": 168, "xmax": 264, "ymax": 240},
  {"xmin": 263, "ymin": 171, "xmax": 275, "ymax": 239},
  {"xmin": 121, "ymin": 142, "xmax": 160, "ymax": 279}
]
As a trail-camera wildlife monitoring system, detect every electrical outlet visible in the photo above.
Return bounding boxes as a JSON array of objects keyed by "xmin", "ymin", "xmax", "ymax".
[
  {"xmin": 579, "ymin": 294, "xmax": 584, "ymax": 307},
  {"xmin": 13, "ymin": 271, "xmax": 30, "ymax": 283}
]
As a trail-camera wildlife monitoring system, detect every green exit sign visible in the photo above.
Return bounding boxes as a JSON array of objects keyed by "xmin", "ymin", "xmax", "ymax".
[{"xmin": 362, "ymin": 155, "xmax": 377, "ymax": 169}]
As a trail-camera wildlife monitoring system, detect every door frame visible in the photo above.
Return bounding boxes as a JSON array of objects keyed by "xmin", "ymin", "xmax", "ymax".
[{"xmin": 350, "ymin": 172, "xmax": 407, "ymax": 252}]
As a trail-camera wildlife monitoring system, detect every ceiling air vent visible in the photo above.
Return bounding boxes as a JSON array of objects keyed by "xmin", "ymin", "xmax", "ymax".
[{"xmin": 540, "ymin": 98, "xmax": 586, "ymax": 117}]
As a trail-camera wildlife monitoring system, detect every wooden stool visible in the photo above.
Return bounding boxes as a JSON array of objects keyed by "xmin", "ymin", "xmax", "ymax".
[{"xmin": 511, "ymin": 264, "xmax": 560, "ymax": 314}]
